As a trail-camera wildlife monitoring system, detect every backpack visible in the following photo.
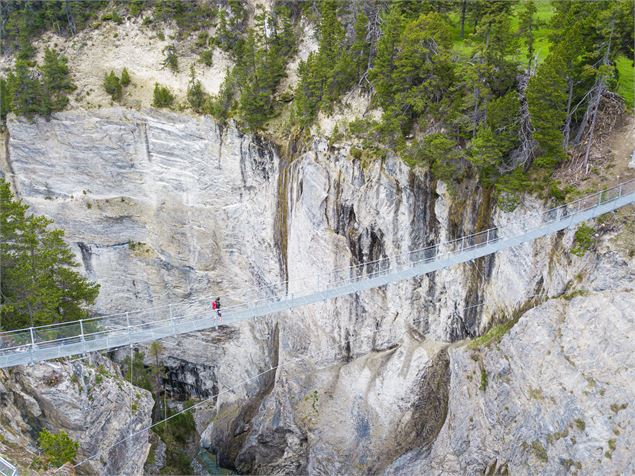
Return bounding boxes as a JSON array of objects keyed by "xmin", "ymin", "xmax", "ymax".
[{"xmin": 212, "ymin": 301, "xmax": 217, "ymax": 310}]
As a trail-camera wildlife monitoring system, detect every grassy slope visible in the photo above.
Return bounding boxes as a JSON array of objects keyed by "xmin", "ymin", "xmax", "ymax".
[
  {"xmin": 616, "ymin": 55, "xmax": 634, "ymax": 109},
  {"xmin": 448, "ymin": 0, "xmax": 634, "ymax": 108}
]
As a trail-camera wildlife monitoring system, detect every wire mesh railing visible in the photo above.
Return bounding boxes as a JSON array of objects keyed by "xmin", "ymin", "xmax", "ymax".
[
  {"xmin": 0, "ymin": 456, "xmax": 17, "ymax": 476},
  {"xmin": 0, "ymin": 179, "xmax": 633, "ymax": 367}
]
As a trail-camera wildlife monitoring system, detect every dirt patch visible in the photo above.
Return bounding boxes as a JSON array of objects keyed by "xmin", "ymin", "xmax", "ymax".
[
  {"xmin": 14, "ymin": 17, "xmax": 233, "ymax": 111},
  {"xmin": 554, "ymin": 105, "xmax": 635, "ymax": 192}
]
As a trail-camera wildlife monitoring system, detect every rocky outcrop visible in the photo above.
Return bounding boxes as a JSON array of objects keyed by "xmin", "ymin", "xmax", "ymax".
[
  {"xmin": 4, "ymin": 109, "xmax": 632, "ymax": 474},
  {"xmin": 386, "ymin": 244, "xmax": 635, "ymax": 475},
  {"xmin": 0, "ymin": 356, "xmax": 153, "ymax": 474}
]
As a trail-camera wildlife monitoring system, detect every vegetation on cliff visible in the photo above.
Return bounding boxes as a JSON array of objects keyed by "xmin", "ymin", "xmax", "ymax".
[{"xmin": 0, "ymin": 0, "xmax": 633, "ymax": 195}]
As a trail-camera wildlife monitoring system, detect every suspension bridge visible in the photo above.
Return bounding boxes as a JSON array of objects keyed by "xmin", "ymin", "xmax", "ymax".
[{"xmin": 0, "ymin": 180, "xmax": 633, "ymax": 369}]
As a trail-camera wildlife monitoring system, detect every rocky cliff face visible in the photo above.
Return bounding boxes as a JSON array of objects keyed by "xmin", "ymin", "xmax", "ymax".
[
  {"xmin": 3, "ymin": 109, "xmax": 633, "ymax": 474},
  {"xmin": 0, "ymin": 356, "xmax": 153, "ymax": 475}
]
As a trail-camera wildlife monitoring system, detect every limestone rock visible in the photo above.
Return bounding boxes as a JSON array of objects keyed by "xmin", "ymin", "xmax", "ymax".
[{"xmin": 1, "ymin": 357, "xmax": 153, "ymax": 475}]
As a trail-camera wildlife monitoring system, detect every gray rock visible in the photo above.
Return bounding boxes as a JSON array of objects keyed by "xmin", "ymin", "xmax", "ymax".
[
  {"xmin": 4, "ymin": 109, "xmax": 632, "ymax": 475},
  {"xmin": 1, "ymin": 357, "xmax": 153, "ymax": 475}
]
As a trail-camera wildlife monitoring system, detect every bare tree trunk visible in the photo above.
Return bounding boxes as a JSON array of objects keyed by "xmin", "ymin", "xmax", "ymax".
[
  {"xmin": 460, "ymin": 0, "xmax": 468, "ymax": 38},
  {"xmin": 582, "ymin": 90, "xmax": 602, "ymax": 174},
  {"xmin": 580, "ymin": 19, "xmax": 614, "ymax": 173},
  {"xmin": 562, "ymin": 78, "xmax": 574, "ymax": 149},
  {"xmin": 64, "ymin": 0, "xmax": 76, "ymax": 36}
]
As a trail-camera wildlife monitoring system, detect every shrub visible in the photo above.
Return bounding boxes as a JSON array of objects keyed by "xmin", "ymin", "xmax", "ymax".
[
  {"xmin": 38, "ymin": 430, "xmax": 79, "ymax": 467},
  {"xmin": 187, "ymin": 78, "xmax": 206, "ymax": 113},
  {"xmin": 479, "ymin": 368, "xmax": 488, "ymax": 391},
  {"xmin": 120, "ymin": 68, "xmax": 131, "ymax": 87},
  {"xmin": 101, "ymin": 11, "xmax": 122, "ymax": 24},
  {"xmin": 103, "ymin": 71, "xmax": 122, "ymax": 101},
  {"xmin": 162, "ymin": 44, "xmax": 178, "ymax": 73},
  {"xmin": 199, "ymin": 49, "xmax": 213, "ymax": 66},
  {"xmin": 152, "ymin": 83, "xmax": 174, "ymax": 108},
  {"xmin": 571, "ymin": 223, "xmax": 595, "ymax": 257}
]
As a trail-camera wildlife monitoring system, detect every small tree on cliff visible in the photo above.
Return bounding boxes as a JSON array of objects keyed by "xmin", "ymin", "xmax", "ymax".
[
  {"xmin": 38, "ymin": 429, "xmax": 79, "ymax": 468},
  {"xmin": 0, "ymin": 179, "xmax": 100, "ymax": 330},
  {"xmin": 152, "ymin": 83, "xmax": 175, "ymax": 108}
]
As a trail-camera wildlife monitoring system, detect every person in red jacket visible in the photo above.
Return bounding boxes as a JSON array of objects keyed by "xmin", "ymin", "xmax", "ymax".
[{"xmin": 212, "ymin": 297, "xmax": 221, "ymax": 321}]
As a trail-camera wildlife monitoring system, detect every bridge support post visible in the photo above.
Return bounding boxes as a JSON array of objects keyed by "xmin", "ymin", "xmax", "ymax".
[
  {"xmin": 79, "ymin": 320, "xmax": 85, "ymax": 353},
  {"xmin": 126, "ymin": 312, "xmax": 131, "ymax": 345},
  {"xmin": 29, "ymin": 327, "xmax": 35, "ymax": 364}
]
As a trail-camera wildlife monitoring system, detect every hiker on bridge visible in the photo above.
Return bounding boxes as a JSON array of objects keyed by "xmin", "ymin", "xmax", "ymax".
[{"xmin": 212, "ymin": 297, "xmax": 222, "ymax": 321}]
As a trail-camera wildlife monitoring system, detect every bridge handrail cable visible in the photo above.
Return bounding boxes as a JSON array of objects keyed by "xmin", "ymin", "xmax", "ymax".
[{"xmin": 0, "ymin": 179, "xmax": 633, "ymax": 360}]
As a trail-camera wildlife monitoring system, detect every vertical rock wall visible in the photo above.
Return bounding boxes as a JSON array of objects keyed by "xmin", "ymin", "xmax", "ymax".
[{"xmin": 3, "ymin": 109, "xmax": 610, "ymax": 474}]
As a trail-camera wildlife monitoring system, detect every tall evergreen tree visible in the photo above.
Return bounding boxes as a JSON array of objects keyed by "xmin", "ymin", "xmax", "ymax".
[
  {"xmin": 526, "ymin": 52, "xmax": 568, "ymax": 168},
  {"xmin": 0, "ymin": 180, "xmax": 99, "ymax": 330},
  {"xmin": 370, "ymin": 4, "xmax": 403, "ymax": 110},
  {"xmin": 351, "ymin": 10, "xmax": 370, "ymax": 83},
  {"xmin": 6, "ymin": 60, "xmax": 45, "ymax": 118},
  {"xmin": 41, "ymin": 48, "xmax": 76, "ymax": 114},
  {"xmin": 0, "ymin": 77, "xmax": 10, "ymax": 121},
  {"xmin": 518, "ymin": 0, "xmax": 537, "ymax": 71}
]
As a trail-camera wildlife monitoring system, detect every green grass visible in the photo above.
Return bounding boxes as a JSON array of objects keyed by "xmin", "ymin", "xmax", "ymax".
[
  {"xmin": 468, "ymin": 318, "xmax": 518, "ymax": 349},
  {"xmin": 448, "ymin": 0, "xmax": 555, "ymax": 64},
  {"xmin": 446, "ymin": 0, "xmax": 633, "ymax": 106},
  {"xmin": 616, "ymin": 55, "xmax": 635, "ymax": 109},
  {"xmin": 512, "ymin": 0, "xmax": 555, "ymax": 65}
]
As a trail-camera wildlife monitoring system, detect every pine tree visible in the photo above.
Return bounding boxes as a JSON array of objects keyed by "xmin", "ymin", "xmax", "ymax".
[
  {"xmin": 162, "ymin": 44, "xmax": 179, "ymax": 73},
  {"xmin": 518, "ymin": 0, "xmax": 537, "ymax": 71},
  {"xmin": 103, "ymin": 71, "xmax": 122, "ymax": 101},
  {"xmin": 526, "ymin": 52, "xmax": 568, "ymax": 168},
  {"xmin": 41, "ymin": 48, "xmax": 76, "ymax": 114},
  {"xmin": 152, "ymin": 83, "xmax": 175, "ymax": 108},
  {"xmin": 120, "ymin": 68, "xmax": 131, "ymax": 87},
  {"xmin": 0, "ymin": 179, "xmax": 99, "ymax": 330},
  {"xmin": 186, "ymin": 67, "xmax": 206, "ymax": 113},
  {"xmin": 351, "ymin": 10, "xmax": 370, "ymax": 83},
  {"xmin": 0, "ymin": 77, "xmax": 10, "ymax": 120},
  {"xmin": 389, "ymin": 12, "xmax": 455, "ymax": 132},
  {"xmin": 370, "ymin": 4, "xmax": 403, "ymax": 109},
  {"xmin": 6, "ymin": 60, "xmax": 45, "ymax": 118},
  {"xmin": 470, "ymin": 91, "xmax": 521, "ymax": 180}
]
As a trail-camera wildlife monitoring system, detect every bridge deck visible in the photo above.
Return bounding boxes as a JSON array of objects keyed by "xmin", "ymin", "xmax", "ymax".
[{"xmin": 1, "ymin": 181, "xmax": 633, "ymax": 368}]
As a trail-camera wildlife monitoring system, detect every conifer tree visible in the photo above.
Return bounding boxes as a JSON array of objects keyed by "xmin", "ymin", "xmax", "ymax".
[
  {"xmin": 120, "ymin": 68, "xmax": 131, "ymax": 87},
  {"xmin": 103, "ymin": 71, "xmax": 122, "ymax": 101},
  {"xmin": 6, "ymin": 60, "xmax": 44, "ymax": 118},
  {"xmin": 152, "ymin": 83, "xmax": 175, "ymax": 108},
  {"xmin": 526, "ymin": 52, "xmax": 568, "ymax": 168},
  {"xmin": 41, "ymin": 48, "xmax": 76, "ymax": 114},
  {"xmin": 187, "ymin": 67, "xmax": 206, "ymax": 113},
  {"xmin": 351, "ymin": 10, "xmax": 370, "ymax": 83},
  {"xmin": 518, "ymin": 0, "xmax": 537, "ymax": 71},
  {"xmin": 0, "ymin": 77, "xmax": 10, "ymax": 121},
  {"xmin": 0, "ymin": 180, "xmax": 99, "ymax": 330},
  {"xmin": 370, "ymin": 4, "xmax": 403, "ymax": 110}
]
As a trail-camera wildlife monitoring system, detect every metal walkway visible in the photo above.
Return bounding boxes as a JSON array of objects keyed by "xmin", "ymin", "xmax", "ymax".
[
  {"xmin": 1, "ymin": 180, "xmax": 634, "ymax": 368},
  {"xmin": 0, "ymin": 456, "xmax": 18, "ymax": 476}
]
